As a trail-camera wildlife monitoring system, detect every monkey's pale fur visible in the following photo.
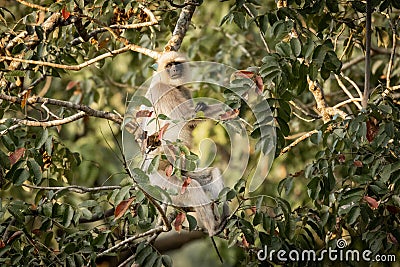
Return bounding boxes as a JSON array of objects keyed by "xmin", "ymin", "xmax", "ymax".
[{"xmin": 141, "ymin": 51, "xmax": 228, "ymax": 236}]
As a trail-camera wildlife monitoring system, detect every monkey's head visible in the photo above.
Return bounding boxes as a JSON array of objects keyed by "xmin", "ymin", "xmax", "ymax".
[{"xmin": 157, "ymin": 51, "xmax": 189, "ymax": 86}]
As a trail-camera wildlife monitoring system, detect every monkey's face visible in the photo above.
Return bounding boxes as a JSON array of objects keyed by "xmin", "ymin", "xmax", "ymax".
[{"xmin": 165, "ymin": 62, "xmax": 185, "ymax": 79}]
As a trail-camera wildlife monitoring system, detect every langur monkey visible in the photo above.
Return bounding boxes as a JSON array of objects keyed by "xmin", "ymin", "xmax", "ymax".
[{"xmin": 139, "ymin": 51, "xmax": 228, "ymax": 236}]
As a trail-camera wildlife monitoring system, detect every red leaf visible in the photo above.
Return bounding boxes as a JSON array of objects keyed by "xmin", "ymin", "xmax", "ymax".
[
  {"xmin": 32, "ymin": 229, "xmax": 42, "ymax": 235},
  {"xmin": 242, "ymin": 234, "xmax": 249, "ymax": 248},
  {"xmin": 158, "ymin": 123, "xmax": 170, "ymax": 141},
  {"xmin": 9, "ymin": 147, "xmax": 25, "ymax": 165},
  {"xmin": 7, "ymin": 231, "xmax": 23, "ymax": 244},
  {"xmin": 386, "ymin": 205, "xmax": 400, "ymax": 214},
  {"xmin": 114, "ymin": 197, "xmax": 135, "ymax": 220},
  {"xmin": 353, "ymin": 160, "xmax": 363, "ymax": 167},
  {"xmin": 363, "ymin": 196, "xmax": 379, "ymax": 209},
  {"xmin": 0, "ymin": 239, "xmax": 5, "ymax": 248},
  {"xmin": 234, "ymin": 70, "xmax": 255, "ymax": 79},
  {"xmin": 387, "ymin": 232, "xmax": 398, "ymax": 245},
  {"xmin": 174, "ymin": 212, "xmax": 186, "ymax": 233},
  {"xmin": 338, "ymin": 154, "xmax": 346, "ymax": 163},
  {"xmin": 61, "ymin": 8, "xmax": 71, "ymax": 20},
  {"xmin": 165, "ymin": 164, "xmax": 173, "ymax": 177},
  {"xmin": 66, "ymin": 81, "xmax": 79, "ymax": 91},
  {"xmin": 255, "ymin": 75, "xmax": 264, "ymax": 94},
  {"xmin": 220, "ymin": 109, "xmax": 239, "ymax": 120},
  {"xmin": 21, "ymin": 90, "xmax": 31, "ymax": 109},
  {"xmin": 136, "ymin": 110, "xmax": 153, "ymax": 118},
  {"xmin": 249, "ymin": 206, "xmax": 256, "ymax": 214},
  {"xmin": 366, "ymin": 118, "xmax": 379, "ymax": 142},
  {"xmin": 181, "ymin": 177, "xmax": 191, "ymax": 194}
]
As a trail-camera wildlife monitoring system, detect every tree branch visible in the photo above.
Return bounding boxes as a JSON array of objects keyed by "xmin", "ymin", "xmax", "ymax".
[
  {"xmin": 280, "ymin": 130, "xmax": 318, "ymax": 156},
  {"xmin": 334, "ymin": 74, "xmax": 363, "ymax": 109},
  {"xmin": 307, "ymin": 77, "xmax": 348, "ymax": 123},
  {"xmin": 21, "ymin": 184, "xmax": 121, "ymax": 193},
  {"xmin": 164, "ymin": 0, "xmax": 200, "ymax": 52},
  {"xmin": 0, "ymin": 93, "xmax": 123, "ymax": 124},
  {"xmin": 15, "ymin": 0, "xmax": 49, "ymax": 11},
  {"xmin": 382, "ymin": 20, "xmax": 398, "ymax": 98},
  {"xmin": 0, "ymin": 43, "xmax": 159, "ymax": 71},
  {"xmin": 0, "ymin": 112, "xmax": 86, "ymax": 136},
  {"xmin": 98, "ymin": 226, "xmax": 164, "ymax": 258},
  {"xmin": 362, "ymin": 0, "xmax": 372, "ymax": 109}
]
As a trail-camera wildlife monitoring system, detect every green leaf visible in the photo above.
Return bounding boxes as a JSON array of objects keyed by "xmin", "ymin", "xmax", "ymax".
[
  {"xmin": 347, "ymin": 205, "xmax": 361, "ymax": 225},
  {"xmin": 13, "ymin": 168, "xmax": 30, "ymax": 185},
  {"xmin": 27, "ymin": 159, "xmax": 42, "ymax": 184},
  {"xmin": 143, "ymin": 253, "xmax": 158, "ymax": 267},
  {"xmin": 0, "ymin": 149, "xmax": 10, "ymax": 169},
  {"xmin": 290, "ymin": 38, "xmax": 301, "ymax": 57},
  {"xmin": 136, "ymin": 246, "xmax": 152, "ymax": 265},
  {"xmin": 92, "ymin": 232, "xmax": 108, "ymax": 248},
  {"xmin": 11, "ymin": 43, "xmax": 26, "ymax": 55},
  {"xmin": 5, "ymin": 70, "xmax": 25, "ymax": 77},
  {"xmin": 186, "ymin": 214, "xmax": 197, "ymax": 231},
  {"xmin": 161, "ymin": 255, "xmax": 173, "ymax": 267},
  {"xmin": 233, "ymin": 11, "xmax": 246, "ymax": 29},
  {"xmin": 62, "ymin": 205, "xmax": 74, "ymax": 228},
  {"xmin": 133, "ymin": 168, "xmax": 150, "ymax": 184},
  {"xmin": 114, "ymin": 186, "xmax": 131, "ymax": 205},
  {"xmin": 129, "ymin": 96, "xmax": 152, "ymax": 108},
  {"xmin": 276, "ymin": 42, "xmax": 291, "ymax": 58},
  {"xmin": 35, "ymin": 128, "xmax": 48, "ymax": 148},
  {"xmin": 147, "ymin": 155, "xmax": 160, "ymax": 174}
]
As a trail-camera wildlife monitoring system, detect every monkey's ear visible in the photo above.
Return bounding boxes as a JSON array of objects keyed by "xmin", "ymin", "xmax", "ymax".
[{"xmin": 150, "ymin": 63, "xmax": 158, "ymax": 71}]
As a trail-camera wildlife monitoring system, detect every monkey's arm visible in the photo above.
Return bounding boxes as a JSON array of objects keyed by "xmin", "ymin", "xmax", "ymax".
[{"xmin": 194, "ymin": 102, "xmax": 226, "ymax": 119}]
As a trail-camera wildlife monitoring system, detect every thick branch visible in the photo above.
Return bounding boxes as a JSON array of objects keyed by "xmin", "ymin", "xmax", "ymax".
[
  {"xmin": 0, "ymin": 112, "xmax": 87, "ymax": 136},
  {"xmin": 1, "ymin": 44, "xmax": 158, "ymax": 71},
  {"xmin": 307, "ymin": 77, "xmax": 348, "ymax": 123},
  {"xmin": 0, "ymin": 93, "xmax": 123, "ymax": 124},
  {"xmin": 164, "ymin": 0, "xmax": 200, "ymax": 52}
]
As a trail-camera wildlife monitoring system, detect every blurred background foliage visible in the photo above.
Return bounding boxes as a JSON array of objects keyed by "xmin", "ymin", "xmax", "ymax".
[{"xmin": 0, "ymin": 0, "xmax": 399, "ymax": 266}]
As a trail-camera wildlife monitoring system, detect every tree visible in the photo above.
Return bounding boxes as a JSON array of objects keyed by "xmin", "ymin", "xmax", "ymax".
[{"xmin": 0, "ymin": 0, "xmax": 399, "ymax": 266}]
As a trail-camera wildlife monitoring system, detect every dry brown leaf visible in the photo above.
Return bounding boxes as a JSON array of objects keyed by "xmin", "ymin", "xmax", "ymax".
[
  {"xmin": 9, "ymin": 147, "xmax": 25, "ymax": 165},
  {"xmin": 114, "ymin": 197, "xmax": 135, "ymax": 220},
  {"xmin": 174, "ymin": 212, "xmax": 186, "ymax": 233}
]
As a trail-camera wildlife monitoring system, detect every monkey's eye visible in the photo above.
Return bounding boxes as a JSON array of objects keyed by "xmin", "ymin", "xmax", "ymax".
[{"xmin": 165, "ymin": 62, "xmax": 180, "ymax": 69}]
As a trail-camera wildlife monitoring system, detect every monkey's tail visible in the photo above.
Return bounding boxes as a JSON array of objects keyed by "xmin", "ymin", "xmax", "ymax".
[{"xmin": 211, "ymin": 236, "xmax": 224, "ymax": 264}]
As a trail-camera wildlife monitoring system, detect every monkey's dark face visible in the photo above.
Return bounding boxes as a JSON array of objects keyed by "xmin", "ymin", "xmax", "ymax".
[{"xmin": 165, "ymin": 62, "xmax": 184, "ymax": 79}]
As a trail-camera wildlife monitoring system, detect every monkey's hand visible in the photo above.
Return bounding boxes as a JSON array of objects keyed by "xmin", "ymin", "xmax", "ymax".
[{"xmin": 194, "ymin": 101, "xmax": 208, "ymax": 113}]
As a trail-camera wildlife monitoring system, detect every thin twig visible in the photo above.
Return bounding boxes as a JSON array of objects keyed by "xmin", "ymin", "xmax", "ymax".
[
  {"xmin": 97, "ymin": 226, "xmax": 164, "ymax": 257},
  {"xmin": 15, "ymin": 0, "xmax": 49, "ymax": 11},
  {"xmin": 333, "ymin": 98, "xmax": 362, "ymax": 109},
  {"xmin": 383, "ymin": 19, "xmax": 398, "ymax": 97},
  {"xmin": 334, "ymin": 74, "xmax": 363, "ymax": 109},
  {"xmin": 280, "ymin": 130, "xmax": 318, "ymax": 156},
  {"xmin": 21, "ymin": 184, "xmax": 121, "ymax": 193},
  {"xmin": 243, "ymin": 4, "xmax": 270, "ymax": 53},
  {"xmin": 341, "ymin": 73, "xmax": 363, "ymax": 99}
]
